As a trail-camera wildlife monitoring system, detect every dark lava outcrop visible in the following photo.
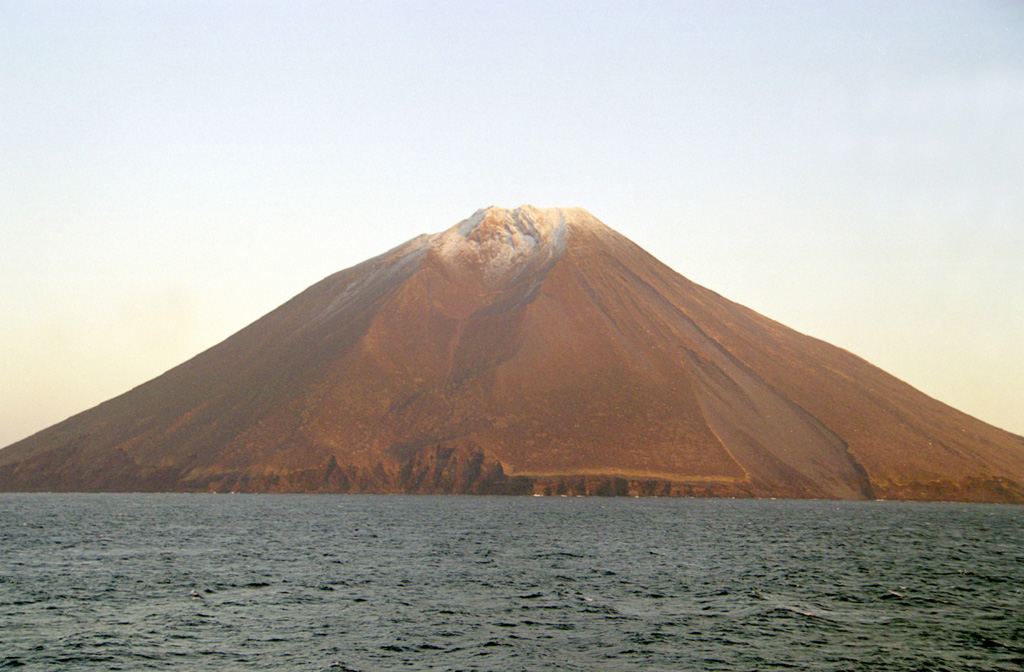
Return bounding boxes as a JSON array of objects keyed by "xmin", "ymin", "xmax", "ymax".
[{"xmin": 3, "ymin": 206, "xmax": 1024, "ymax": 501}]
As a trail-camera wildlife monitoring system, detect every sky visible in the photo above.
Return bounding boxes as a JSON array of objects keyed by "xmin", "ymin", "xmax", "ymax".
[{"xmin": 1, "ymin": 1, "xmax": 1022, "ymax": 447}]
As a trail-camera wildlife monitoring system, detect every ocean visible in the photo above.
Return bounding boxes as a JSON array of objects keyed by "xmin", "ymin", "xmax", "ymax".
[{"xmin": 1, "ymin": 494, "xmax": 1022, "ymax": 671}]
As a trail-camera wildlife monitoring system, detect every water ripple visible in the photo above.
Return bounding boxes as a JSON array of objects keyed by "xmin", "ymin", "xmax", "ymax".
[{"xmin": 1, "ymin": 494, "xmax": 1022, "ymax": 671}]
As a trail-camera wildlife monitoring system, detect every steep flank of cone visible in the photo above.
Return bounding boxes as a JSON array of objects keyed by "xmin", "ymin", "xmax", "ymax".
[{"xmin": 3, "ymin": 206, "xmax": 1023, "ymax": 501}]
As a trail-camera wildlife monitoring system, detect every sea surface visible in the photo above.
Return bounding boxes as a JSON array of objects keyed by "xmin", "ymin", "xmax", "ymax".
[{"xmin": 1, "ymin": 494, "xmax": 1022, "ymax": 671}]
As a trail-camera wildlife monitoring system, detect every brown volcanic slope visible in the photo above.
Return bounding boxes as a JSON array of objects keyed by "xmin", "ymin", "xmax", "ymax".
[{"xmin": 3, "ymin": 206, "xmax": 1024, "ymax": 501}]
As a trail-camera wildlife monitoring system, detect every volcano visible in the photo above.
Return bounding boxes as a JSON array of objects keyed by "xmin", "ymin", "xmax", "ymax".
[{"xmin": 3, "ymin": 206, "xmax": 1023, "ymax": 501}]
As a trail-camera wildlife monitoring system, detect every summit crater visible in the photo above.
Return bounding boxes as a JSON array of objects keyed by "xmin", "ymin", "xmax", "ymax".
[{"xmin": 431, "ymin": 206, "xmax": 583, "ymax": 284}]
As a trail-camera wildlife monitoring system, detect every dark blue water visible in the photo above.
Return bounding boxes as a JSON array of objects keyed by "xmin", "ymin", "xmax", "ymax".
[{"xmin": 1, "ymin": 494, "xmax": 1022, "ymax": 671}]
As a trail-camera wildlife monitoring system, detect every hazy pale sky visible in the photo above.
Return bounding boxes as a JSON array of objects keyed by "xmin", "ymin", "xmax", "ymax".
[{"xmin": 2, "ymin": 1, "xmax": 1022, "ymax": 447}]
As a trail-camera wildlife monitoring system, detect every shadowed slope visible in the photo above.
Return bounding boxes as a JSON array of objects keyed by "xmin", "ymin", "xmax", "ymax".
[{"xmin": 3, "ymin": 206, "xmax": 1023, "ymax": 500}]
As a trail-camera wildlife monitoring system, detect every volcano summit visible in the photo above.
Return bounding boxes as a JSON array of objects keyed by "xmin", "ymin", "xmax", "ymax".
[{"xmin": 3, "ymin": 206, "xmax": 1023, "ymax": 501}]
